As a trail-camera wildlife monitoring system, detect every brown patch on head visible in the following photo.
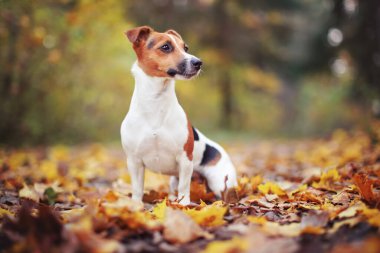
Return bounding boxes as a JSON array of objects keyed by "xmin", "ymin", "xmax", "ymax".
[
  {"xmin": 125, "ymin": 26, "xmax": 187, "ymax": 78},
  {"xmin": 166, "ymin": 29, "xmax": 183, "ymax": 40},
  {"xmin": 183, "ymin": 115, "xmax": 194, "ymax": 161},
  {"xmin": 125, "ymin": 26, "xmax": 152, "ymax": 45}
]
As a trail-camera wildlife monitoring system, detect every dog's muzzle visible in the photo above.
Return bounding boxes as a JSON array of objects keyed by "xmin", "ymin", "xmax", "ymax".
[{"xmin": 167, "ymin": 57, "xmax": 203, "ymax": 79}]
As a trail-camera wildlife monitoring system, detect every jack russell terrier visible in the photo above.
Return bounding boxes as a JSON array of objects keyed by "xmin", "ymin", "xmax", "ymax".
[{"xmin": 121, "ymin": 26, "xmax": 237, "ymax": 205}]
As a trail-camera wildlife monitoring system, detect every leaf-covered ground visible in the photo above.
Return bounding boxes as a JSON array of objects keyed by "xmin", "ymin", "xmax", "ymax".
[{"xmin": 1, "ymin": 125, "xmax": 380, "ymax": 253}]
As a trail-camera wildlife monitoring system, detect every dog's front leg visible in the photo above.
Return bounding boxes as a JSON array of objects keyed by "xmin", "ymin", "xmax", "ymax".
[
  {"xmin": 169, "ymin": 176, "xmax": 179, "ymax": 201},
  {"xmin": 127, "ymin": 157, "xmax": 145, "ymax": 202},
  {"xmin": 176, "ymin": 153, "xmax": 193, "ymax": 205}
]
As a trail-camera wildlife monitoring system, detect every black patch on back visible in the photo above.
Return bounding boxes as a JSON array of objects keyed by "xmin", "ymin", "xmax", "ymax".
[
  {"xmin": 200, "ymin": 144, "xmax": 221, "ymax": 166},
  {"xmin": 192, "ymin": 127, "xmax": 199, "ymax": 141}
]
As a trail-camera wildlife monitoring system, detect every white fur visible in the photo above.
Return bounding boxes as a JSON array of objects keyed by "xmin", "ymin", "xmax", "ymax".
[{"xmin": 121, "ymin": 62, "xmax": 237, "ymax": 205}]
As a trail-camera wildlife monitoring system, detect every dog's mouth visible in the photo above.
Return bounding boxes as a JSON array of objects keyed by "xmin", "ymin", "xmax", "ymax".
[
  {"xmin": 167, "ymin": 69, "xmax": 200, "ymax": 79},
  {"xmin": 178, "ymin": 69, "xmax": 200, "ymax": 79}
]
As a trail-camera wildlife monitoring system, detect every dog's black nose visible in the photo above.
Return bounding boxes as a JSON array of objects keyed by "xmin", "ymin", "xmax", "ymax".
[{"xmin": 191, "ymin": 58, "xmax": 203, "ymax": 70}]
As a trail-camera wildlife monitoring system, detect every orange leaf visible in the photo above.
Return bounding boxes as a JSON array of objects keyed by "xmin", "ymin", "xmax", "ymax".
[{"xmin": 353, "ymin": 173, "xmax": 377, "ymax": 205}]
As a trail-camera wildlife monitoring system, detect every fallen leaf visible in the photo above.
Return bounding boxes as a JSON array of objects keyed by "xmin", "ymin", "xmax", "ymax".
[
  {"xmin": 0, "ymin": 207, "xmax": 13, "ymax": 218},
  {"xmin": 338, "ymin": 203, "xmax": 362, "ymax": 219},
  {"xmin": 353, "ymin": 173, "xmax": 377, "ymax": 205},
  {"xmin": 184, "ymin": 201, "xmax": 227, "ymax": 227},
  {"xmin": 201, "ymin": 237, "xmax": 248, "ymax": 253},
  {"xmin": 19, "ymin": 183, "xmax": 39, "ymax": 202},
  {"xmin": 247, "ymin": 215, "xmax": 268, "ymax": 225},
  {"xmin": 152, "ymin": 198, "xmax": 167, "ymax": 222},
  {"xmin": 250, "ymin": 175, "xmax": 263, "ymax": 191},
  {"xmin": 312, "ymin": 168, "xmax": 341, "ymax": 189},
  {"xmin": 300, "ymin": 210, "xmax": 329, "ymax": 228},
  {"xmin": 258, "ymin": 182, "xmax": 287, "ymax": 196},
  {"xmin": 163, "ymin": 208, "xmax": 212, "ymax": 244}
]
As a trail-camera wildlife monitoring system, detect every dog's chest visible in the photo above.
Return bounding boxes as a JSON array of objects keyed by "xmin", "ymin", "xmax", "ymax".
[{"xmin": 122, "ymin": 108, "xmax": 188, "ymax": 175}]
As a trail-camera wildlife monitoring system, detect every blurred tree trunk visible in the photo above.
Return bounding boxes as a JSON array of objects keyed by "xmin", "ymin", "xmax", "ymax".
[
  {"xmin": 219, "ymin": 70, "xmax": 233, "ymax": 128},
  {"xmin": 0, "ymin": 11, "xmax": 21, "ymax": 143},
  {"xmin": 330, "ymin": 0, "xmax": 380, "ymax": 114}
]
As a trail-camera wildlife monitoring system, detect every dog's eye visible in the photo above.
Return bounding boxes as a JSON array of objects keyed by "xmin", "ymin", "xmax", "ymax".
[
  {"xmin": 160, "ymin": 44, "xmax": 172, "ymax": 53},
  {"xmin": 184, "ymin": 45, "xmax": 189, "ymax": 52}
]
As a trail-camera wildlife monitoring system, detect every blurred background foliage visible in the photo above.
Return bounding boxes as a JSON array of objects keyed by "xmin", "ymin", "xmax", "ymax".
[{"xmin": 0, "ymin": 0, "xmax": 379, "ymax": 146}]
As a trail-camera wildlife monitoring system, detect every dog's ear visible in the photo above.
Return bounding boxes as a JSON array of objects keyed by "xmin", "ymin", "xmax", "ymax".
[
  {"xmin": 165, "ymin": 29, "xmax": 182, "ymax": 40},
  {"xmin": 125, "ymin": 26, "xmax": 153, "ymax": 44}
]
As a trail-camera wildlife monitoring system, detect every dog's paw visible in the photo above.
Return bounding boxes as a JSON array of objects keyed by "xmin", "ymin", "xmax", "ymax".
[
  {"xmin": 178, "ymin": 196, "xmax": 190, "ymax": 206},
  {"xmin": 168, "ymin": 194, "xmax": 177, "ymax": 201}
]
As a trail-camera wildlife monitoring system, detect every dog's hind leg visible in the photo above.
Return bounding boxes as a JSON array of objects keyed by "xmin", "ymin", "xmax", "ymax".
[{"xmin": 176, "ymin": 153, "xmax": 193, "ymax": 205}]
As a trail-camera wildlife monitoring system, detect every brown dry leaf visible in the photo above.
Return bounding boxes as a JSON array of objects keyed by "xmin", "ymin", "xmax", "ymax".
[
  {"xmin": 251, "ymin": 198, "xmax": 275, "ymax": 209},
  {"xmin": 190, "ymin": 172, "xmax": 216, "ymax": 202},
  {"xmin": 265, "ymin": 194, "xmax": 278, "ymax": 202},
  {"xmin": 163, "ymin": 207, "xmax": 212, "ymax": 244},
  {"xmin": 222, "ymin": 187, "xmax": 239, "ymax": 204},
  {"xmin": 353, "ymin": 173, "xmax": 378, "ymax": 206},
  {"xmin": 143, "ymin": 189, "xmax": 168, "ymax": 203},
  {"xmin": 294, "ymin": 191, "xmax": 323, "ymax": 204},
  {"xmin": 331, "ymin": 191, "xmax": 351, "ymax": 205},
  {"xmin": 300, "ymin": 210, "xmax": 329, "ymax": 228},
  {"xmin": 337, "ymin": 203, "xmax": 362, "ymax": 219},
  {"xmin": 246, "ymin": 227, "xmax": 299, "ymax": 253}
]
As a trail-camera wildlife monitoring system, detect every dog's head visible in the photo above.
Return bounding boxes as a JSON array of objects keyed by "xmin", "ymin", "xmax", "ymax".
[{"xmin": 125, "ymin": 26, "xmax": 202, "ymax": 79}]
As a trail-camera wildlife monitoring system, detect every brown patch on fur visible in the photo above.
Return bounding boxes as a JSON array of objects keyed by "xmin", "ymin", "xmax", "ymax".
[
  {"xmin": 126, "ymin": 26, "xmax": 187, "ymax": 78},
  {"xmin": 183, "ymin": 116, "xmax": 194, "ymax": 161},
  {"xmin": 166, "ymin": 29, "xmax": 183, "ymax": 40}
]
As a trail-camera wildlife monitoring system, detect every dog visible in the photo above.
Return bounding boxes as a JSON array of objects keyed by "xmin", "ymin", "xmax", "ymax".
[{"xmin": 121, "ymin": 26, "xmax": 237, "ymax": 205}]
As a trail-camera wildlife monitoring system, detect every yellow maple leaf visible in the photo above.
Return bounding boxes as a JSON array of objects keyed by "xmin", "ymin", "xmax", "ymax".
[
  {"xmin": 40, "ymin": 160, "xmax": 59, "ymax": 181},
  {"xmin": 312, "ymin": 168, "xmax": 340, "ymax": 189},
  {"xmin": 320, "ymin": 168, "xmax": 340, "ymax": 182},
  {"xmin": 0, "ymin": 208, "xmax": 13, "ymax": 218},
  {"xmin": 184, "ymin": 201, "xmax": 227, "ymax": 227},
  {"xmin": 290, "ymin": 184, "xmax": 307, "ymax": 196},
  {"xmin": 239, "ymin": 176, "xmax": 249, "ymax": 185},
  {"xmin": 202, "ymin": 237, "xmax": 248, "ymax": 253},
  {"xmin": 8, "ymin": 152, "xmax": 28, "ymax": 169},
  {"xmin": 361, "ymin": 205, "xmax": 380, "ymax": 227},
  {"xmin": 247, "ymin": 215, "xmax": 267, "ymax": 225},
  {"xmin": 258, "ymin": 182, "xmax": 287, "ymax": 196},
  {"xmin": 250, "ymin": 175, "xmax": 263, "ymax": 191},
  {"xmin": 152, "ymin": 199, "xmax": 167, "ymax": 222}
]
